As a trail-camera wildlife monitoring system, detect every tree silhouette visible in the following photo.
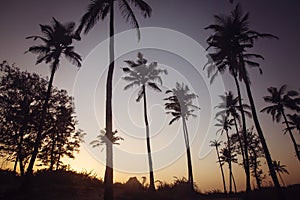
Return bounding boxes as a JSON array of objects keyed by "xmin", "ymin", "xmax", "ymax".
[
  {"xmin": 272, "ymin": 160, "xmax": 289, "ymax": 187},
  {"xmin": 164, "ymin": 82, "xmax": 200, "ymax": 192},
  {"xmin": 215, "ymin": 91, "xmax": 252, "ymax": 181},
  {"xmin": 0, "ymin": 62, "xmax": 84, "ymax": 173},
  {"xmin": 122, "ymin": 52, "xmax": 167, "ymax": 191},
  {"xmin": 25, "ymin": 18, "xmax": 81, "ymax": 174},
  {"xmin": 77, "ymin": 1, "xmax": 151, "ymax": 198},
  {"xmin": 261, "ymin": 85, "xmax": 300, "ymax": 160},
  {"xmin": 215, "ymin": 115, "xmax": 235, "ymax": 193},
  {"xmin": 204, "ymin": 4, "xmax": 281, "ymax": 192},
  {"xmin": 219, "ymin": 147, "xmax": 238, "ymax": 193},
  {"xmin": 210, "ymin": 140, "xmax": 227, "ymax": 193}
]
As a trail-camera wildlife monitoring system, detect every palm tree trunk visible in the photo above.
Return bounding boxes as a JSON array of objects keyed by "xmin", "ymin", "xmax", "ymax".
[
  {"xmin": 142, "ymin": 85, "xmax": 155, "ymax": 191},
  {"xmin": 250, "ymin": 146, "xmax": 261, "ymax": 189},
  {"xmin": 282, "ymin": 111, "xmax": 300, "ymax": 161},
  {"xmin": 243, "ymin": 78, "xmax": 283, "ymax": 193},
  {"xmin": 104, "ymin": 1, "xmax": 115, "ymax": 200},
  {"xmin": 233, "ymin": 116, "xmax": 246, "ymax": 164},
  {"xmin": 26, "ymin": 63, "xmax": 56, "ymax": 175},
  {"xmin": 225, "ymin": 130, "xmax": 232, "ymax": 193},
  {"xmin": 216, "ymin": 146, "xmax": 227, "ymax": 193},
  {"xmin": 233, "ymin": 73, "xmax": 251, "ymax": 192},
  {"xmin": 231, "ymin": 171, "xmax": 237, "ymax": 193},
  {"xmin": 182, "ymin": 118, "xmax": 194, "ymax": 192}
]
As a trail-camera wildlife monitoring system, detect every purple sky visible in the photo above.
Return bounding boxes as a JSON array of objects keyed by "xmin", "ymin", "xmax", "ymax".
[{"xmin": 0, "ymin": 0, "xmax": 299, "ymax": 191}]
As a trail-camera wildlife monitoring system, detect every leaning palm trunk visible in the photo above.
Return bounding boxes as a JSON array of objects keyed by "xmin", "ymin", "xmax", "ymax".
[
  {"xmin": 232, "ymin": 71, "xmax": 251, "ymax": 192},
  {"xmin": 104, "ymin": 2, "xmax": 115, "ymax": 200},
  {"xmin": 26, "ymin": 62, "xmax": 57, "ymax": 174},
  {"xmin": 142, "ymin": 85, "xmax": 155, "ymax": 191},
  {"xmin": 215, "ymin": 145, "xmax": 227, "ymax": 193},
  {"xmin": 182, "ymin": 117, "xmax": 194, "ymax": 192},
  {"xmin": 225, "ymin": 129, "xmax": 233, "ymax": 193},
  {"xmin": 282, "ymin": 111, "xmax": 300, "ymax": 161},
  {"xmin": 243, "ymin": 75, "xmax": 283, "ymax": 195}
]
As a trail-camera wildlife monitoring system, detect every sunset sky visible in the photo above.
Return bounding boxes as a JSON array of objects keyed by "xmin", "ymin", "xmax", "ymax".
[{"xmin": 1, "ymin": 0, "xmax": 300, "ymax": 192}]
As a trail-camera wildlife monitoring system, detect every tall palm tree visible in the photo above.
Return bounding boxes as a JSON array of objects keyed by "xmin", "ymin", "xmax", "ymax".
[
  {"xmin": 204, "ymin": 4, "xmax": 281, "ymax": 192},
  {"xmin": 261, "ymin": 85, "xmax": 300, "ymax": 160},
  {"xmin": 215, "ymin": 91, "xmax": 252, "ymax": 178},
  {"xmin": 215, "ymin": 115, "xmax": 234, "ymax": 193},
  {"xmin": 164, "ymin": 82, "xmax": 200, "ymax": 192},
  {"xmin": 25, "ymin": 18, "xmax": 81, "ymax": 174},
  {"xmin": 122, "ymin": 52, "xmax": 167, "ymax": 191},
  {"xmin": 210, "ymin": 140, "xmax": 227, "ymax": 194},
  {"xmin": 77, "ymin": 1, "xmax": 151, "ymax": 199},
  {"xmin": 273, "ymin": 160, "xmax": 289, "ymax": 187}
]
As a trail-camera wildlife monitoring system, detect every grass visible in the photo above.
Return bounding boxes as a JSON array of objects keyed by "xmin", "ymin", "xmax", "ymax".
[{"xmin": 0, "ymin": 169, "xmax": 298, "ymax": 200}]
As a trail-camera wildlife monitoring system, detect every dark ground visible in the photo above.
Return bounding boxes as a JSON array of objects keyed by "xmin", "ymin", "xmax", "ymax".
[{"xmin": 0, "ymin": 169, "xmax": 299, "ymax": 200}]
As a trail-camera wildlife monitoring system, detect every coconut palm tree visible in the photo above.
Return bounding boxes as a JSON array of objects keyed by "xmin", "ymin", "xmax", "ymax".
[
  {"xmin": 215, "ymin": 115, "xmax": 235, "ymax": 193},
  {"xmin": 210, "ymin": 140, "xmax": 227, "ymax": 193},
  {"xmin": 204, "ymin": 4, "xmax": 281, "ymax": 191},
  {"xmin": 273, "ymin": 160, "xmax": 289, "ymax": 187},
  {"xmin": 215, "ymin": 91, "xmax": 252, "ymax": 178},
  {"xmin": 77, "ymin": 2, "xmax": 151, "ymax": 198},
  {"xmin": 219, "ymin": 147, "xmax": 238, "ymax": 193},
  {"xmin": 164, "ymin": 82, "xmax": 200, "ymax": 192},
  {"xmin": 261, "ymin": 85, "xmax": 300, "ymax": 161},
  {"xmin": 25, "ymin": 18, "xmax": 81, "ymax": 174},
  {"xmin": 122, "ymin": 52, "xmax": 167, "ymax": 191}
]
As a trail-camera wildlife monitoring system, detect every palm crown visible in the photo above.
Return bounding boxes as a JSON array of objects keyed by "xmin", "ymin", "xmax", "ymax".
[
  {"xmin": 26, "ymin": 17, "xmax": 81, "ymax": 71},
  {"xmin": 77, "ymin": 0, "xmax": 152, "ymax": 40},
  {"xmin": 122, "ymin": 52, "xmax": 167, "ymax": 101},
  {"xmin": 261, "ymin": 85, "xmax": 300, "ymax": 122},
  {"xmin": 164, "ymin": 82, "xmax": 200, "ymax": 125}
]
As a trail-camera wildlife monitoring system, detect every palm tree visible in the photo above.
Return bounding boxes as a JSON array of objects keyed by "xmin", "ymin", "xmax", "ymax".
[
  {"xmin": 273, "ymin": 160, "xmax": 289, "ymax": 187},
  {"xmin": 164, "ymin": 82, "xmax": 200, "ymax": 192},
  {"xmin": 25, "ymin": 18, "xmax": 81, "ymax": 174},
  {"xmin": 215, "ymin": 115, "xmax": 234, "ymax": 193},
  {"xmin": 261, "ymin": 85, "xmax": 300, "ymax": 160},
  {"xmin": 122, "ymin": 52, "xmax": 167, "ymax": 191},
  {"xmin": 210, "ymin": 140, "xmax": 227, "ymax": 193},
  {"xmin": 77, "ymin": 1, "xmax": 151, "ymax": 198},
  {"xmin": 219, "ymin": 147, "xmax": 238, "ymax": 193},
  {"xmin": 204, "ymin": 4, "xmax": 281, "ymax": 192},
  {"xmin": 215, "ymin": 91, "xmax": 252, "ymax": 178}
]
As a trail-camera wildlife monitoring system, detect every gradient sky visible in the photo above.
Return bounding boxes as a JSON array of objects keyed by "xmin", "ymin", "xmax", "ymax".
[{"xmin": 1, "ymin": 0, "xmax": 300, "ymax": 192}]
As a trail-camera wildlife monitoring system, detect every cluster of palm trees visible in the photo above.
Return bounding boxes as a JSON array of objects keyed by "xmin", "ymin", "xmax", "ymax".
[
  {"xmin": 22, "ymin": 0, "xmax": 299, "ymax": 200},
  {"xmin": 205, "ymin": 3, "xmax": 299, "ymax": 199},
  {"xmin": 122, "ymin": 53, "xmax": 200, "ymax": 192}
]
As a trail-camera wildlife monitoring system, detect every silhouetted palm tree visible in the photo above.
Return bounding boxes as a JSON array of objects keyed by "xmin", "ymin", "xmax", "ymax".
[
  {"xmin": 261, "ymin": 85, "xmax": 300, "ymax": 161},
  {"xmin": 77, "ymin": 1, "xmax": 151, "ymax": 199},
  {"xmin": 164, "ymin": 82, "xmax": 200, "ymax": 192},
  {"xmin": 210, "ymin": 140, "xmax": 227, "ymax": 193},
  {"xmin": 122, "ymin": 52, "xmax": 167, "ymax": 191},
  {"xmin": 204, "ymin": 4, "xmax": 281, "ymax": 192},
  {"xmin": 273, "ymin": 160, "xmax": 289, "ymax": 187},
  {"xmin": 215, "ymin": 91, "xmax": 252, "ymax": 178},
  {"xmin": 25, "ymin": 18, "xmax": 81, "ymax": 174},
  {"xmin": 215, "ymin": 115, "xmax": 234, "ymax": 193},
  {"xmin": 220, "ymin": 147, "xmax": 238, "ymax": 193}
]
